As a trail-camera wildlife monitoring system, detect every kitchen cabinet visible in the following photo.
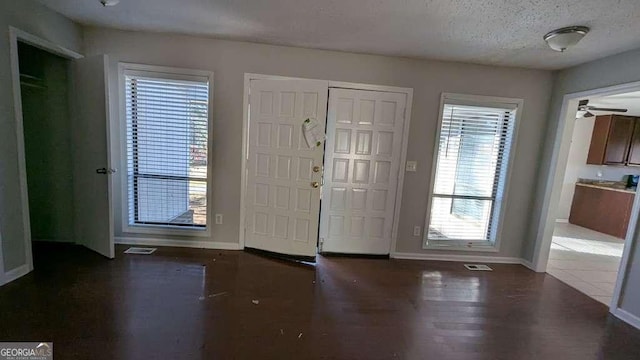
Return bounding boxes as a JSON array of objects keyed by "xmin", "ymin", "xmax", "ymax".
[
  {"xmin": 586, "ymin": 114, "xmax": 636, "ymax": 165},
  {"xmin": 569, "ymin": 183, "xmax": 634, "ymax": 238},
  {"xmin": 627, "ymin": 120, "xmax": 640, "ymax": 165}
]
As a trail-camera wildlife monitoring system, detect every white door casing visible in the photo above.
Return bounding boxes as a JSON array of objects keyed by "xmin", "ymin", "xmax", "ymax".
[
  {"xmin": 245, "ymin": 79, "xmax": 328, "ymax": 257},
  {"xmin": 71, "ymin": 55, "xmax": 115, "ymax": 258},
  {"xmin": 320, "ymin": 88, "xmax": 407, "ymax": 254}
]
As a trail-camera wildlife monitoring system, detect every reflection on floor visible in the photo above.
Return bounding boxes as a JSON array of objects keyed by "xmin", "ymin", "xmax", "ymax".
[
  {"xmin": 547, "ymin": 222, "xmax": 624, "ymax": 305},
  {"xmin": 2, "ymin": 243, "xmax": 640, "ymax": 358}
]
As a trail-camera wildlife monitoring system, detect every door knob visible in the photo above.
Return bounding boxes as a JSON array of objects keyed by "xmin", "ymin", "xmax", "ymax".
[
  {"xmin": 96, "ymin": 168, "xmax": 117, "ymax": 174},
  {"xmin": 313, "ymin": 166, "xmax": 321, "ymax": 173},
  {"xmin": 311, "ymin": 181, "xmax": 319, "ymax": 188}
]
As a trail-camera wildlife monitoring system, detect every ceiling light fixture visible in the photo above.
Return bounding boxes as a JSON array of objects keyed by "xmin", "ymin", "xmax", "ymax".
[
  {"xmin": 543, "ymin": 26, "xmax": 590, "ymax": 52},
  {"xmin": 100, "ymin": 0, "xmax": 120, "ymax": 7}
]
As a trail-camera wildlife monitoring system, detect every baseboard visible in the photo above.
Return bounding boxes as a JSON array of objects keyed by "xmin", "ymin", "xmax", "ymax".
[
  {"xmin": 1, "ymin": 264, "xmax": 31, "ymax": 286},
  {"xmin": 390, "ymin": 252, "xmax": 524, "ymax": 265},
  {"xmin": 115, "ymin": 237, "xmax": 242, "ymax": 250},
  {"xmin": 32, "ymin": 239, "xmax": 75, "ymax": 244},
  {"xmin": 520, "ymin": 259, "xmax": 537, "ymax": 271},
  {"xmin": 612, "ymin": 307, "xmax": 640, "ymax": 330},
  {"xmin": 555, "ymin": 219, "xmax": 569, "ymax": 223}
]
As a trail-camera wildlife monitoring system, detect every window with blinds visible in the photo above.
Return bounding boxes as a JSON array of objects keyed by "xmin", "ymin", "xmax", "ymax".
[
  {"xmin": 425, "ymin": 95, "xmax": 518, "ymax": 246},
  {"xmin": 125, "ymin": 70, "xmax": 210, "ymax": 228}
]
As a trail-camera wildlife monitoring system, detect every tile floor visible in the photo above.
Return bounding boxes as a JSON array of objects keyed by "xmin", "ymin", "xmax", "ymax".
[{"xmin": 546, "ymin": 222, "xmax": 625, "ymax": 306}]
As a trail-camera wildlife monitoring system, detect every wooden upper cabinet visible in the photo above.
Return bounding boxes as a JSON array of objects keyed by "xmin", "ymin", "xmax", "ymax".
[
  {"xmin": 628, "ymin": 121, "xmax": 640, "ymax": 165},
  {"xmin": 604, "ymin": 115, "xmax": 635, "ymax": 164},
  {"xmin": 587, "ymin": 114, "xmax": 635, "ymax": 165}
]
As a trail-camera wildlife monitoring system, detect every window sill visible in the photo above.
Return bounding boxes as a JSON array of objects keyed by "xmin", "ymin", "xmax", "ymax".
[
  {"xmin": 422, "ymin": 240, "xmax": 500, "ymax": 253},
  {"xmin": 122, "ymin": 223, "xmax": 210, "ymax": 238}
]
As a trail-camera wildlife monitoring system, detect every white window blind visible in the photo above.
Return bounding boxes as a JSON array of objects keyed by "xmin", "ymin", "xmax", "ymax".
[
  {"xmin": 426, "ymin": 100, "xmax": 517, "ymax": 244},
  {"xmin": 125, "ymin": 72, "xmax": 209, "ymax": 228}
]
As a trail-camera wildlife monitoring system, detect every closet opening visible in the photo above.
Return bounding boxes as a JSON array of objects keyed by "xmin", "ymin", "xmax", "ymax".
[{"xmin": 17, "ymin": 42, "xmax": 77, "ymax": 266}]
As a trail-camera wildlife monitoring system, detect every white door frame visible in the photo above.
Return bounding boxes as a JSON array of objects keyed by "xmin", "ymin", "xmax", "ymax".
[
  {"xmin": 6, "ymin": 27, "xmax": 83, "ymax": 282},
  {"xmin": 531, "ymin": 80, "xmax": 640, "ymax": 319},
  {"xmin": 240, "ymin": 73, "xmax": 413, "ymax": 255},
  {"xmin": 0, "ymin": 227, "xmax": 4, "ymax": 284}
]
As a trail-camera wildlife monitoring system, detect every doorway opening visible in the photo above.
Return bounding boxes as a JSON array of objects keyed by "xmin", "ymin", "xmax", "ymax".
[
  {"xmin": 8, "ymin": 28, "xmax": 115, "ymax": 283},
  {"xmin": 17, "ymin": 41, "xmax": 78, "ymax": 266},
  {"xmin": 541, "ymin": 90, "xmax": 640, "ymax": 307}
]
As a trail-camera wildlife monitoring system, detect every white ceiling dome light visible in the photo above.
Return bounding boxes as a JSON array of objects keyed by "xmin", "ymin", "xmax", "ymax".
[
  {"xmin": 544, "ymin": 26, "xmax": 590, "ymax": 52},
  {"xmin": 99, "ymin": 0, "xmax": 120, "ymax": 6}
]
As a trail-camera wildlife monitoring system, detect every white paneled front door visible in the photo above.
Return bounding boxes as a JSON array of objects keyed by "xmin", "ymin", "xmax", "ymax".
[
  {"xmin": 245, "ymin": 79, "xmax": 328, "ymax": 258},
  {"xmin": 320, "ymin": 88, "xmax": 407, "ymax": 255}
]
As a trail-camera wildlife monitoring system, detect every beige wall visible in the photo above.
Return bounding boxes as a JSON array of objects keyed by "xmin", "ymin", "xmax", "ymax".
[
  {"xmin": 531, "ymin": 46, "xmax": 640, "ymax": 324},
  {"xmin": 84, "ymin": 27, "xmax": 554, "ymax": 258},
  {"xmin": 0, "ymin": 0, "xmax": 83, "ymax": 271}
]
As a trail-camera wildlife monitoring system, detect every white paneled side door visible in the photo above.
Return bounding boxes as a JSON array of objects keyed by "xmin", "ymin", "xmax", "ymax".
[
  {"xmin": 71, "ymin": 55, "xmax": 115, "ymax": 258},
  {"xmin": 245, "ymin": 79, "xmax": 328, "ymax": 258},
  {"xmin": 320, "ymin": 88, "xmax": 407, "ymax": 255}
]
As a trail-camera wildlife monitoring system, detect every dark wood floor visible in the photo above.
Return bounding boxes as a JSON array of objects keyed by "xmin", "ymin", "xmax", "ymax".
[{"xmin": 1, "ymin": 243, "xmax": 639, "ymax": 359}]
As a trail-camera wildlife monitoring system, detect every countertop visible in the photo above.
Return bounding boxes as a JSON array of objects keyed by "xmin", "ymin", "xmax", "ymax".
[{"xmin": 576, "ymin": 182, "xmax": 636, "ymax": 194}]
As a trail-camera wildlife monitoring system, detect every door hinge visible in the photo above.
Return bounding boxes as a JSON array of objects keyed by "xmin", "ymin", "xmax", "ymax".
[{"xmin": 319, "ymin": 237, "xmax": 324, "ymax": 252}]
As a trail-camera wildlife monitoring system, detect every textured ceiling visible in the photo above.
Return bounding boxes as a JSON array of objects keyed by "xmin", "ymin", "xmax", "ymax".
[{"xmin": 39, "ymin": 0, "xmax": 640, "ymax": 69}]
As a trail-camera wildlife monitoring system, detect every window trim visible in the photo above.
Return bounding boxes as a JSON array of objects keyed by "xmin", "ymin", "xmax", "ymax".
[
  {"xmin": 423, "ymin": 93, "xmax": 523, "ymax": 252},
  {"xmin": 118, "ymin": 63, "xmax": 214, "ymax": 237}
]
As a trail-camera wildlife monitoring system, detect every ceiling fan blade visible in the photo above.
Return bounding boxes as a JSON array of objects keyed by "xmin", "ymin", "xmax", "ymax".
[{"xmin": 586, "ymin": 106, "xmax": 628, "ymax": 112}]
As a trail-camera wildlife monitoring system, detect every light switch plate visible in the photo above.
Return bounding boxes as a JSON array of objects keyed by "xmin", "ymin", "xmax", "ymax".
[
  {"xmin": 406, "ymin": 161, "xmax": 417, "ymax": 172},
  {"xmin": 413, "ymin": 226, "xmax": 421, "ymax": 237}
]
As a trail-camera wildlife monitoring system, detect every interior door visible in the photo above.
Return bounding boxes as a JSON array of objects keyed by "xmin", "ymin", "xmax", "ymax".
[
  {"xmin": 245, "ymin": 79, "xmax": 328, "ymax": 259},
  {"xmin": 71, "ymin": 55, "xmax": 115, "ymax": 258},
  {"xmin": 320, "ymin": 88, "xmax": 407, "ymax": 255}
]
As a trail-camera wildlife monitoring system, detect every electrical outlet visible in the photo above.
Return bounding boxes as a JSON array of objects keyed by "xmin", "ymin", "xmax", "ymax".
[
  {"xmin": 215, "ymin": 214, "xmax": 223, "ymax": 224},
  {"xmin": 413, "ymin": 226, "xmax": 421, "ymax": 237}
]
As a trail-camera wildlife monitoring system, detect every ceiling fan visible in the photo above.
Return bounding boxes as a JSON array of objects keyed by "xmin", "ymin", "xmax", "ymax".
[{"xmin": 577, "ymin": 99, "xmax": 628, "ymax": 118}]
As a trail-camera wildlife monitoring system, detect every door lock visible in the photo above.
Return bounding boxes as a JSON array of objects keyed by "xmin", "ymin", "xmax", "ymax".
[{"xmin": 311, "ymin": 181, "xmax": 319, "ymax": 188}]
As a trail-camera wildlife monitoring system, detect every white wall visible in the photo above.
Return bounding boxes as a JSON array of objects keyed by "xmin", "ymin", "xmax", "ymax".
[
  {"xmin": 0, "ymin": 0, "xmax": 83, "ymax": 272},
  {"xmin": 556, "ymin": 117, "xmax": 640, "ymax": 220},
  {"xmin": 83, "ymin": 27, "xmax": 554, "ymax": 259},
  {"xmin": 532, "ymin": 47, "xmax": 640, "ymax": 325}
]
